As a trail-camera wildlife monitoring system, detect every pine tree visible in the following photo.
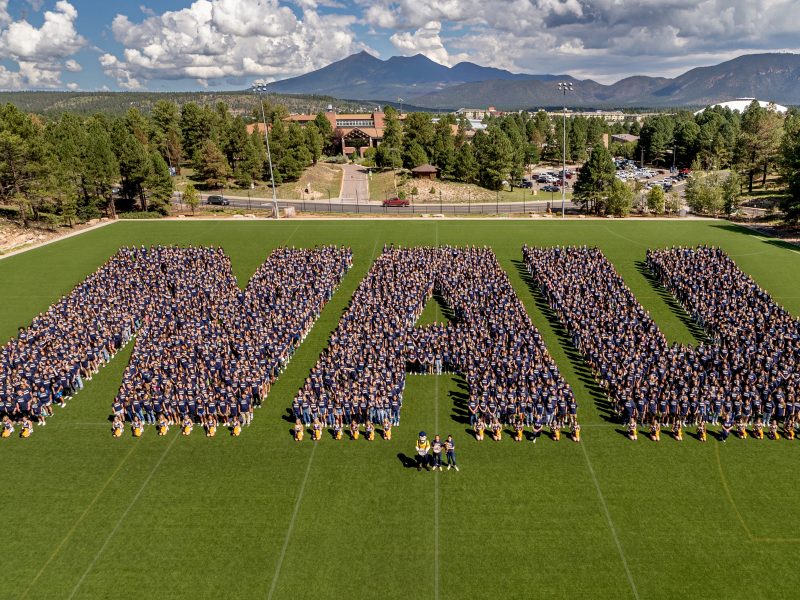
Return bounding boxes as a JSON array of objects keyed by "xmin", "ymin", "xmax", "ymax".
[
  {"xmin": 453, "ymin": 143, "xmax": 477, "ymax": 183},
  {"xmin": 314, "ymin": 112, "xmax": 334, "ymax": 153},
  {"xmin": 146, "ymin": 151, "xmax": 173, "ymax": 214},
  {"xmin": 780, "ymin": 110, "xmax": 800, "ymax": 223},
  {"xmin": 304, "ymin": 123, "xmax": 323, "ymax": 165},
  {"xmin": 473, "ymin": 126, "xmax": 514, "ymax": 190},
  {"xmin": 404, "ymin": 141, "xmax": 428, "ymax": 169},
  {"xmin": 84, "ymin": 118, "xmax": 119, "ymax": 217},
  {"xmin": 194, "ymin": 139, "xmax": 230, "ymax": 189},
  {"xmin": 573, "ymin": 145, "xmax": 616, "ymax": 214}
]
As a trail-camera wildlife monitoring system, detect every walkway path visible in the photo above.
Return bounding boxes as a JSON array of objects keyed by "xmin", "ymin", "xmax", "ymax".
[{"xmin": 339, "ymin": 164, "xmax": 370, "ymax": 202}]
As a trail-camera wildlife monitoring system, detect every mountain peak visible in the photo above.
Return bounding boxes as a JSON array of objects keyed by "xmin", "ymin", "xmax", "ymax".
[{"xmin": 265, "ymin": 52, "xmax": 800, "ymax": 109}]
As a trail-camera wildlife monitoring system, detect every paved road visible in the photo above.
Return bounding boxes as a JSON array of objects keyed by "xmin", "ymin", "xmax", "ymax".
[
  {"xmin": 179, "ymin": 192, "xmax": 579, "ymax": 215},
  {"xmin": 339, "ymin": 164, "xmax": 370, "ymax": 202}
]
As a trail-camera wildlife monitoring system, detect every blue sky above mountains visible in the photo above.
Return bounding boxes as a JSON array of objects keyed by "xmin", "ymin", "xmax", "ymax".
[{"xmin": 0, "ymin": 0, "xmax": 798, "ymax": 91}]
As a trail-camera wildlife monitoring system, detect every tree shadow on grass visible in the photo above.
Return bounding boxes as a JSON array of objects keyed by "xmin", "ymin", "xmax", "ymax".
[
  {"xmin": 512, "ymin": 258, "xmax": 615, "ymax": 423},
  {"xmin": 713, "ymin": 222, "xmax": 800, "ymax": 254}
]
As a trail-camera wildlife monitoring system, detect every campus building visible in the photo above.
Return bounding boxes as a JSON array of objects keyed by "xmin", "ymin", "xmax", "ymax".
[{"xmin": 248, "ymin": 111, "xmax": 407, "ymax": 157}]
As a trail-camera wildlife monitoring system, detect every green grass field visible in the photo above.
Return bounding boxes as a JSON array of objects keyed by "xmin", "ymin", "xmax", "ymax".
[{"xmin": 2, "ymin": 219, "xmax": 799, "ymax": 600}]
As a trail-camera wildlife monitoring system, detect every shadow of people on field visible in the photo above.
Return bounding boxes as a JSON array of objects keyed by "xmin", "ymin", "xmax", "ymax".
[{"xmin": 397, "ymin": 453, "xmax": 417, "ymax": 469}]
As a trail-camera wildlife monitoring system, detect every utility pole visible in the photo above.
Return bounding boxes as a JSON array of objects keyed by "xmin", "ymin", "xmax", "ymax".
[
  {"xmin": 558, "ymin": 81, "xmax": 573, "ymax": 218},
  {"xmin": 251, "ymin": 84, "xmax": 279, "ymax": 219}
]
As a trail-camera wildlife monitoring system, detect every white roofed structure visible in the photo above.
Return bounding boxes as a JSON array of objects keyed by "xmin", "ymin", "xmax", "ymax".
[{"xmin": 695, "ymin": 98, "xmax": 788, "ymax": 115}]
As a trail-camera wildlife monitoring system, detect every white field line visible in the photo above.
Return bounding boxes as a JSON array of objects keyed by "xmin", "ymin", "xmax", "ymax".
[
  {"xmin": 581, "ymin": 442, "xmax": 640, "ymax": 600},
  {"xmin": 266, "ymin": 442, "xmax": 318, "ymax": 600},
  {"xmin": 267, "ymin": 234, "xmax": 382, "ymax": 599},
  {"xmin": 434, "ymin": 374, "xmax": 440, "ymax": 600},
  {"xmin": 67, "ymin": 434, "xmax": 178, "ymax": 600},
  {"xmin": 19, "ymin": 443, "xmax": 139, "ymax": 599},
  {"xmin": 433, "ymin": 220, "xmax": 440, "ymax": 600}
]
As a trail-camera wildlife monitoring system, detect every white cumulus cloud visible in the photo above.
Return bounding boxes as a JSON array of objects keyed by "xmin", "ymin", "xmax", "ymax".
[
  {"xmin": 0, "ymin": 0, "xmax": 85, "ymax": 89},
  {"xmin": 390, "ymin": 20, "xmax": 469, "ymax": 66},
  {"xmin": 100, "ymin": 0, "xmax": 365, "ymax": 89},
  {"xmin": 360, "ymin": 0, "xmax": 800, "ymax": 82}
]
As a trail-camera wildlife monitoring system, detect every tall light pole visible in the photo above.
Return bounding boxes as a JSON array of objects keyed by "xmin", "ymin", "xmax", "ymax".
[
  {"xmin": 251, "ymin": 84, "xmax": 279, "ymax": 219},
  {"xmin": 557, "ymin": 81, "xmax": 573, "ymax": 218}
]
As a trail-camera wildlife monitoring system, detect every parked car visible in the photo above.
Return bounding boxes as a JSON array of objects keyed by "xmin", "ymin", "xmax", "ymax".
[
  {"xmin": 207, "ymin": 194, "xmax": 229, "ymax": 206},
  {"xmin": 517, "ymin": 180, "xmax": 533, "ymax": 188},
  {"xmin": 541, "ymin": 184, "xmax": 561, "ymax": 192},
  {"xmin": 382, "ymin": 196, "xmax": 409, "ymax": 207}
]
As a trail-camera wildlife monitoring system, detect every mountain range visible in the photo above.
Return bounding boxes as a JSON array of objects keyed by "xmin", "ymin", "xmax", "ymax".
[{"xmin": 265, "ymin": 52, "xmax": 800, "ymax": 110}]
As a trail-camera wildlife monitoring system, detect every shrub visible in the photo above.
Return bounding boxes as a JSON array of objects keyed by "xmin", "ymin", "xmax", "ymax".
[{"xmin": 117, "ymin": 211, "xmax": 166, "ymax": 219}]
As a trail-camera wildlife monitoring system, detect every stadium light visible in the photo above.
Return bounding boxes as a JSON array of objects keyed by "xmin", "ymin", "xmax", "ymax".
[
  {"xmin": 557, "ymin": 81, "xmax": 573, "ymax": 218},
  {"xmin": 251, "ymin": 84, "xmax": 280, "ymax": 219}
]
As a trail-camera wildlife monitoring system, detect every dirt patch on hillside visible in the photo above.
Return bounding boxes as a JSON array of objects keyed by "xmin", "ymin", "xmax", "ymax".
[{"xmin": 0, "ymin": 220, "xmax": 106, "ymax": 256}]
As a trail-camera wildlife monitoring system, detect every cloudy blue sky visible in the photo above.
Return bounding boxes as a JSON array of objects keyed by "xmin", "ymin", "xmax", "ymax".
[{"xmin": 1, "ymin": 0, "xmax": 798, "ymax": 91}]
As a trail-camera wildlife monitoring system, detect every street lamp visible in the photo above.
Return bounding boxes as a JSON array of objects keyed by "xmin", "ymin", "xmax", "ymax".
[
  {"xmin": 557, "ymin": 81, "xmax": 573, "ymax": 218},
  {"xmin": 251, "ymin": 84, "xmax": 279, "ymax": 219}
]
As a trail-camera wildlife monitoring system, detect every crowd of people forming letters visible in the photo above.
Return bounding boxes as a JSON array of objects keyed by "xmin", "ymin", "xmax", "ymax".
[
  {"xmin": 4, "ymin": 241, "xmax": 797, "ymax": 446},
  {"xmin": 524, "ymin": 244, "xmax": 800, "ymax": 442},
  {"xmin": 1, "ymin": 245, "xmax": 351, "ymax": 439},
  {"xmin": 293, "ymin": 245, "xmax": 579, "ymax": 443}
]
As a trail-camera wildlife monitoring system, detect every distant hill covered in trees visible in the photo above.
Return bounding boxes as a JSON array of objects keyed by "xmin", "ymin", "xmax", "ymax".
[{"xmin": 0, "ymin": 91, "xmax": 369, "ymax": 117}]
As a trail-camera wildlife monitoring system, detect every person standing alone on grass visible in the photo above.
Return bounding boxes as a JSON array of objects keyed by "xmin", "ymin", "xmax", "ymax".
[
  {"xmin": 415, "ymin": 431, "xmax": 430, "ymax": 471},
  {"xmin": 445, "ymin": 435, "xmax": 458, "ymax": 471}
]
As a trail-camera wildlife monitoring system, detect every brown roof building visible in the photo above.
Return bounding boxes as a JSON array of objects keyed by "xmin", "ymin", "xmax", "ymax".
[
  {"xmin": 410, "ymin": 164, "xmax": 439, "ymax": 179},
  {"xmin": 247, "ymin": 111, "xmax": 407, "ymax": 157}
]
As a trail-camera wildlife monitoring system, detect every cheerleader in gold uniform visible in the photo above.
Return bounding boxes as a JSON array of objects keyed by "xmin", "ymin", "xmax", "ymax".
[
  {"xmin": 491, "ymin": 418, "xmax": 502, "ymax": 442},
  {"xmin": 782, "ymin": 419, "xmax": 794, "ymax": 440},
  {"xmin": 474, "ymin": 417, "xmax": 485, "ymax": 441},
  {"xmin": 157, "ymin": 414, "xmax": 169, "ymax": 436},
  {"xmin": 365, "ymin": 420, "xmax": 375, "ymax": 441},
  {"xmin": 350, "ymin": 420, "xmax": 360, "ymax": 440},
  {"xmin": 312, "ymin": 418, "xmax": 322, "ymax": 441},
  {"xmin": 571, "ymin": 421, "xmax": 581, "ymax": 443},
  {"xmin": 736, "ymin": 419, "xmax": 747, "ymax": 440},
  {"xmin": 182, "ymin": 416, "xmax": 193, "ymax": 436},
  {"xmin": 382, "ymin": 419, "xmax": 392, "ymax": 441},
  {"xmin": 20, "ymin": 416, "xmax": 33, "ymax": 439},
  {"xmin": 205, "ymin": 415, "xmax": 217, "ymax": 438},
  {"xmin": 132, "ymin": 416, "xmax": 144, "ymax": 438},
  {"xmin": 673, "ymin": 419, "xmax": 683, "ymax": 441},
  {"xmin": 697, "ymin": 420, "xmax": 706, "ymax": 442},
  {"xmin": 112, "ymin": 416, "xmax": 124, "ymax": 438},
  {"xmin": 753, "ymin": 418, "xmax": 764, "ymax": 440},
  {"xmin": 2, "ymin": 416, "xmax": 14, "ymax": 439},
  {"xmin": 649, "ymin": 419, "xmax": 660, "ymax": 442},
  {"xmin": 294, "ymin": 418, "xmax": 304, "ymax": 441},
  {"xmin": 513, "ymin": 417, "xmax": 524, "ymax": 442},
  {"xmin": 231, "ymin": 417, "xmax": 242, "ymax": 437},
  {"xmin": 333, "ymin": 418, "xmax": 343, "ymax": 440},
  {"xmin": 627, "ymin": 418, "xmax": 637, "ymax": 441}
]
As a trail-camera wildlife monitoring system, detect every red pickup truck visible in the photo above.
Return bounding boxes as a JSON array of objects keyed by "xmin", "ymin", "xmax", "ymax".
[{"xmin": 382, "ymin": 197, "xmax": 410, "ymax": 207}]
